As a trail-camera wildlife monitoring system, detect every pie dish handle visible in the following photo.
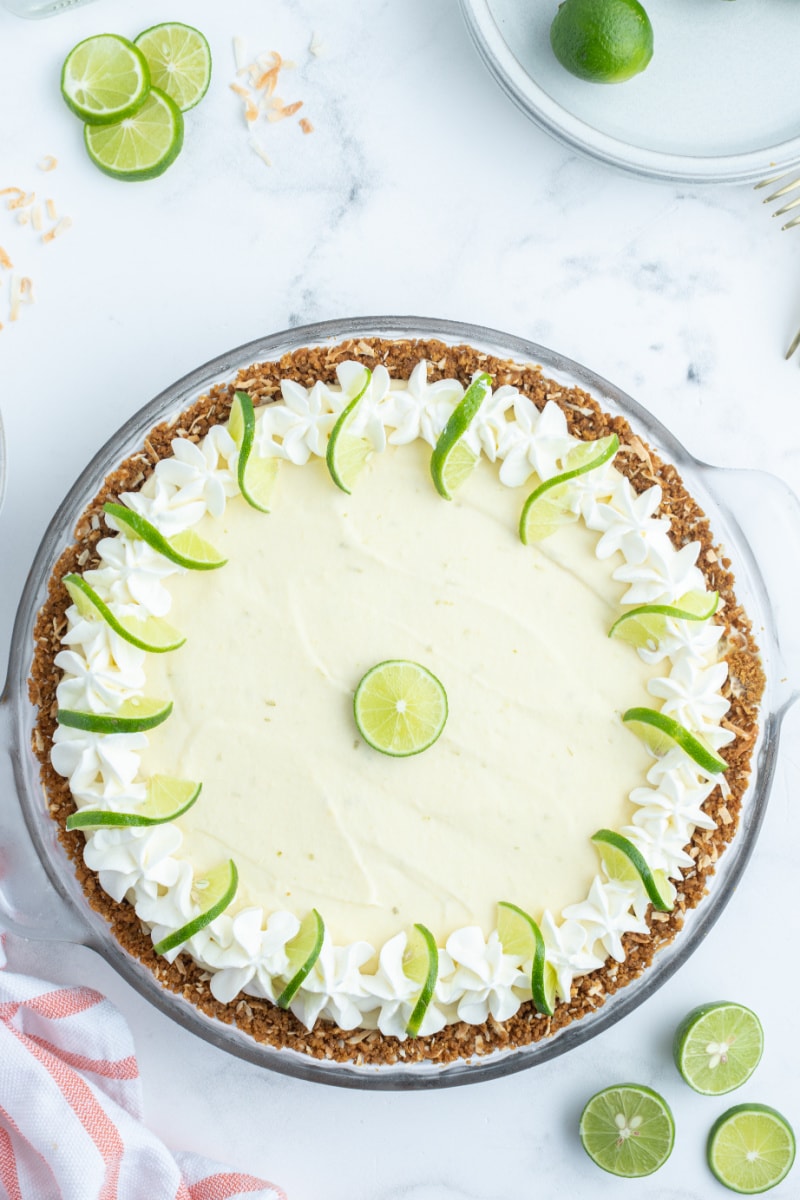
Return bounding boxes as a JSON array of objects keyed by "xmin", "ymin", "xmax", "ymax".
[
  {"xmin": 0, "ymin": 696, "xmax": 92, "ymax": 946},
  {"xmin": 699, "ymin": 462, "xmax": 800, "ymax": 706}
]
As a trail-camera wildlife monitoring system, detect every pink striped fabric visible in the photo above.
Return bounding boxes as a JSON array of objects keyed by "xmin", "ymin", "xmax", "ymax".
[{"xmin": 0, "ymin": 932, "xmax": 286, "ymax": 1200}]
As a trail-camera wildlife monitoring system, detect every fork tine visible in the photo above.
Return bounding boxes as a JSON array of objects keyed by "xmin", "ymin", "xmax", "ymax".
[
  {"xmin": 772, "ymin": 194, "xmax": 800, "ymax": 217},
  {"xmin": 754, "ymin": 172, "xmax": 787, "ymax": 190},
  {"xmin": 763, "ymin": 175, "xmax": 800, "ymax": 202},
  {"xmin": 785, "ymin": 326, "xmax": 800, "ymax": 360},
  {"xmin": 781, "ymin": 211, "xmax": 800, "ymax": 231}
]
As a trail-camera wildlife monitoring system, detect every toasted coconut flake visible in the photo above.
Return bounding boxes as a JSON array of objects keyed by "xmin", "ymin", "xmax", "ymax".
[
  {"xmin": 255, "ymin": 66, "xmax": 280, "ymax": 95},
  {"xmin": 46, "ymin": 198, "xmax": 57, "ymax": 221},
  {"xmin": 230, "ymin": 82, "xmax": 259, "ymax": 124},
  {"xmin": 0, "ymin": 246, "xmax": 12, "ymax": 270},
  {"xmin": 17, "ymin": 210, "xmax": 30, "ymax": 226},
  {"xmin": 38, "ymin": 155, "xmax": 58, "ymax": 172},
  {"xmin": 309, "ymin": 31, "xmax": 325, "ymax": 56},
  {"xmin": 43, "ymin": 216, "xmax": 72, "ymax": 244},
  {"xmin": 0, "ymin": 187, "xmax": 23, "ymax": 199},
  {"xmin": 249, "ymin": 138, "xmax": 273, "ymax": 167},
  {"xmin": 8, "ymin": 191, "xmax": 34, "ymax": 210},
  {"xmin": 299, "ymin": 117, "xmax": 314, "ymax": 135},
  {"xmin": 32, "ymin": 203, "xmax": 43, "ymax": 232},
  {"xmin": 233, "ymin": 35, "xmax": 246, "ymax": 71},
  {"xmin": 279, "ymin": 100, "xmax": 303, "ymax": 117}
]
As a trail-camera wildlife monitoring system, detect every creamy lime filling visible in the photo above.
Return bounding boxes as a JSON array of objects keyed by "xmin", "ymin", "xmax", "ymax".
[{"xmin": 50, "ymin": 361, "xmax": 733, "ymax": 1039}]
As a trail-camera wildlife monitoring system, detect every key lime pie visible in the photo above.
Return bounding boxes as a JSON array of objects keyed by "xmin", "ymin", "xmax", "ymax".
[{"xmin": 31, "ymin": 337, "xmax": 763, "ymax": 1066}]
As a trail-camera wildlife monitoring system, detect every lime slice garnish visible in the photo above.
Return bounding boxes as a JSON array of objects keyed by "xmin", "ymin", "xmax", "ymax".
[
  {"xmin": 103, "ymin": 502, "xmax": 226, "ymax": 570},
  {"xmin": 403, "ymin": 923, "xmax": 439, "ymax": 1037},
  {"xmin": 63, "ymin": 572, "xmax": 185, "ymax": 653},
  {"xmin": 326, "ymin": 368, "xmax": 373, "ymax": 494},
  {"xmin": 229, "ymin": 390, "xmax": 279, "ymax": 512},
  {"xmin": 57, "ymin": 696, "xmax": 172, "ymax": 735},
  {"xmin": 430, "ymin": 372, "xmax": 492, "ymax": 500},
  {"xmin": 673, "ymin": 1002, "xmax": 764, "ymax": 1096},
  {"xmin": 707, "ymin": 1104, "xmax": 796, "ymax": 1194},
  {"xmin": 61, "ymin": 33, "xmax": 151, "ymax": 125},
  {"xmin": 66, "ymin": 775, "xmax": 201, "ymax": 830},
  {"xmin": 519, "ymin": 433, "xmax": 619, "ymax": 544},
  {"xmin": 353, "ymin": 659, "xmax": 448, "ymax": 758},
  {"xmin": 134, "ymin": 23, "xmax": 211, "ymax": 112},
  {"xmin": 622, "ymin": 706, "xmax": 727, "ymax": 774},
  {"xmin": 609, "ymin": 591, "xmax": 720, "ymax": 649},
  {"xmin": 84, "ymin": 88, "xmax": 184, "ymax": 182},
  {"xmin": 591, "ymin": 828, "xmax": 675, "ymax": 912},
  {"xmin": 153, "ymin": 860, "xmax": 238, "ymax": 956},
  {"xmin": 497, "ymin": 901, "xmax": 556, "ymax": 1016},
  {"xmin": 276, "ymin": 909, "xmax": 325, "ymax": 1009},
  {"xmin": 579, "ymin": 1084, "xmax": 675, "ymax": 1178}
]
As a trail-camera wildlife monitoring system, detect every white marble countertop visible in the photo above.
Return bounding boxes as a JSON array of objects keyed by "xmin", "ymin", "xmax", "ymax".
[{"xmin": 1, "ymin": 2, "xmax": 799, "ymax": 1197}]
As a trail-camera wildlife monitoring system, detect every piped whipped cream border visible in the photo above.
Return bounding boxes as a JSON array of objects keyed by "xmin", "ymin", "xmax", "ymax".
[{"xmin": 50, "ymin": 361, "xmax": 733, "ymax": 1040}]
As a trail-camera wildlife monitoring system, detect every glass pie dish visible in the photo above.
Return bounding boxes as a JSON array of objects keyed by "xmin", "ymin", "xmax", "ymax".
[{"xmin": 1, "ymin": 316, "xmax": 798, "ymax": 1090}]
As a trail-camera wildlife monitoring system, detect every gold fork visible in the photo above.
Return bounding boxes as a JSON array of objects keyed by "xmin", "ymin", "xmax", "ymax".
[{"xmin": 755, "ymin": 171, "xmax": 800, "ymax": 358}]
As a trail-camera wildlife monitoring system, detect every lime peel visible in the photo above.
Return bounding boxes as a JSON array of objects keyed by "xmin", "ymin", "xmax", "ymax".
[
  {"xmin": 497, "ymin": 901, "xmax": 555, "ymax": 1015},
  {"xmin": 66, "ymin": 776, "xmax": 201, "ymax": 830},
  {"xmin": 591, "ymin": 828, "xmax": 675, "ymax": 912},
  {"xmin": 153, "ymin": 860, "xmax": 239, "ymax": 956},
  {"xmin": 622, "ymin": 706, "xmax": 727, "ymax": 774},
  {"xmin": 57, "ymin": 696, "xmax": 173, "ymax": 735},
  {"xmin": 404, "ymin": 923, "xmax": 439, "ymax": 1037},
  {"xmin": 609, "ymin": 591, "xmax": 720, "ymax": 647},
  {"xmin": 430, "ymin": 372, "xmax": 492, "ymax": 500},
  {"xmin": 276, "ymin": 910, "xmax": 325, "ymax": 1008},
  {"xmin": 326, "ymin": 367, "xmax": 373, "ymax": 494},
  {"xmin": 230, "ymin": 390, "xmax": 279, "ymax": 512},
  {"xmin": 519, "ymin": 433, "xmax": 619, "ymax": 544},
  {"xmin": 104, "ymin": 501, "xmax": 226, "ymax": 570},
  {"xmin": 63, "ymin": 572, "xmax": 185, "ymax": 653}
]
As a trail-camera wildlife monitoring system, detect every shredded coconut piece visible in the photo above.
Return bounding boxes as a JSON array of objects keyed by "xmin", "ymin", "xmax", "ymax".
[
  {"xmin": 0, "ymin": 187, "xmax": 23, "ymax": 199},
  {"xmin": 9, "ymin": 274, "xmax": 33, "ymax": 321},
  {"xmin": 38, "ymin": 155, "xmax": 58, "ymax": 172},
  {"xmin": 0, "ymin": 246, "xmax": 12, "ymax": 270},
  {"xmin": 32, "ymin": 203, "xmax": 43, "ymax": 232},
  {"xmin": 46, "ymin": 198, "xmax": 57, "ymax": 221},
  {"xmin": 230, "ymin": 82, "xmax": 259, "ymax": 124},
  {"xmin": 232, "ymin": 36, "xmax": 246, "ymax": 72},
  {"xmin": 309, "ymin": 31, "xmax": 325, "ymax": 56},
  {"xmin": 43, "ymin": 216, "xmax": 72, "ymax": 243},
  {"xmin": 248, "ymin": 138, "xmax": 273, "ymax": 167},
  {"xmin": 8, "ymin": 191, "xmax": 34, "ymax": 210},
  {"xmin": 299, "ymin": 118, "xmax": 314, "ymax": 135},
  {"xmin": 17, "ymin": 210, "xmax": 30, "ymax": 226}
]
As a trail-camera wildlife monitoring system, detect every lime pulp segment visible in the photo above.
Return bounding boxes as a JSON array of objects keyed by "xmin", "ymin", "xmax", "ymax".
[
  {"xmin": 430, "ymin": 372, "xmax": 492, "ymax": 500},
  {"xmin": 61, "ymin": 33, "xmax": 151, "ymax": 124},
  {"xmin": 63, "ymin": 572, "xmax": 185, "ymax": 653},
  {"xmin": 519, "ymin": 433, "xmax": 619, "ymax": 544},
  {"xmin": 103, "ymin": 502, "xmax": 226, "ymax": 569},
  {"xmin": 276, "ymin": 909, "xmax": 325, "ymax": 1008},
  {"xmin": 84, "ymin": 88, "xmax": 184, "ymax": 182},
  {"xmin": 497, "ymin": 901, "xmax": 555, "ymax": 1015},
  {"xmin": 673, "ymin": 1002, "xmax": 764, "ymax": 1096},
  {"xmin": 579, "ymin": 1084, "xmax": 675, "ymax": 1178},
  {"xmin": 153, "ymin": 860, "xmax": 239, "ymax": 955},
  {"xmin": 591, "ymin": 828, "xmax": 675, "ymax": 911},
  {"xmin": 66, "ymin": 776, "xmax": 201, "ymax": 829},
  {"xmin": 708, "ymin": 1104, "xmax": 796, "ymax": 1194},
  {"xmin": 326, "ymin": 368, "xmax": 373, "ymax": 494},
  {"xmin": 404, "ymin": 923, "xmax": 439, "ymax": 1037},
  {"xmin": 622, "ymin": 706, "xmax": 727, "ymax": 774},
  {"xmin": 230, "ymin": 390, "xmax": 279, "ymax": 512},
  {"xmin": 353, "ymin": 660, "xmax": 448, "ymax": 757},
  {"xmin": 134, "ymin": 23, "xmax": 212, "ymax": 112}
]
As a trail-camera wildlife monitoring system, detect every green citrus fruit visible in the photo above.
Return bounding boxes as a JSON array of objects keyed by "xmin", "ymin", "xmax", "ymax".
[{"xmin": 550, "ymin": 0, "xmax": 654, "ymax": 85}]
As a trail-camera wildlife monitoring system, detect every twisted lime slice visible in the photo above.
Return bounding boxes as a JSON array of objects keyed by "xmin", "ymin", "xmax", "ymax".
[
  {"xmin": 580, "ymin": 1084, "xmax": 675, "ymax": 1178},
  {"xmin": 609, "ymin": 591, "xmax": 720, "ymax": 649},
  {"xmin": 403, "ymin": 923, "xmax": 439, "ymax": 1037},
  {"xmin": 707, "ymin": 1104, "xmax": 795, "ymax": 1194},
  {"xmin": 673, "ymin": 1002, "xmax": 764, "ymax": 1096},
  {"xmin": 591, "ymin": 828, "xmax": 675, "ymax": 912},
  {"xmin": 497, "ymin": 901, "xmax": 556, "ymax": 1015},
  {"xmin": 134, "ymin": 22, "xmax": 211, "ymax": 112},
  {"xmin": 84, "ymin": 88, "xmax": 184, "ymax": 182},
  {"xmin": 622, "ymin": 706, "xmax": 727, "ymax": 774},
  {"xmin": 61, "ymin": 33, "xmax": 150, "ymax": 125},
  {"xmin": 276, "ymin": 910, "xmax": 325, "ymax": 1009},
  {"xmin": 57, "ymin": 696, "xmax": 172, "ymax": 735},
  {"xmin": 103, "ymin": 502, "xmax": 226, "ymax": 570},
  {"xmin": 229, "ymin": 390, "xmax": 279, "ymax": 512},
  {"xmin": 430, "ymin": 372, "xmax": 492, "ymax": 500},
  {"xmin": 326, "ymin": 368, "xmax": 372, "ymax": 494},
  {"xmin": 63, "ymin": 573, "xmax": 185, "ymax": 653},
  {"xmin": 519, "ymin": 433, "xmax": 619, "ymax": 544},
  {"xmin": 353, "ymin": 660, "xmax": 448, "ymax": 757},
  {"xmin": 66, "ymin": 776, "xmax": 201, "ymax": 830},
  {"xmin": 153, "ymin": 860, "xmax": 238, "ymax": 956}
]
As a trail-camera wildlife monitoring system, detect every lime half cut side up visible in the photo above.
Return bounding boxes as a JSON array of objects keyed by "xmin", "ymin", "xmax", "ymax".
[
  {"xmin": 519, "ymin": 433, "xmax": 619, "ymax": 544},
  {"xmin": 84, "ymin": 88, "xmax": 184, "ymax": 182},
  {"xmin": 103, "ymin": 502, "xmax": 226, "ymax": 569},
  {"xmin": 61, "ymin": 33, "xmax": 151, "ymax": 125},
  {"xmin": 497, "ymin": 901, "xmax": 556, "ymax": 1015},
  {"xmin": 591, "ymin": 828, "xmax": 675, "ymax": 912},
  {"xmin": 153, "ymin": 860, "xmax": 238, "ymax": 956},
  {"xmin": 66, "ymin": 776, "xmax": 201, "ymax": 830},
  {"xmin": 707, "ymin": 1104, "xmax": 796, "ymax": 1194},
  {"xmin": 229, "ymin": 390, "xmax": 279, "ymax": 512},
  {"xmin": 430, "ymin": 371, "xmax": 492, "ymax": 500},
  {"xmin": 580, "ymin": 1084, "xmax": 675, "ymax": 1178},
  {"xmin": 353, "ymin": 660, "xmax": 448, "ymax": 757},
  {"xmin": 673, "ymin": 1002, "xmax": 764, "ymax": 1096},
  {"xmin": 326, "ymin": 368, "xmax": 373, "ymax": 494},
  {"xmin": 403, "ymin": 923, "xmax": 439, "ymax": 1037},
  {"xmin": 276, "ymin": 910, "xmax": 325, "ymax": 1009},
  {"xmin": 57, "ymin": 696, "xmax": 173, "ymax": 735},
  {"xmin": 609, "ymin": 590, "xmax": 720, "ymax": 649},
  {"xmin": 63, "ymin": 573, "xmax": 185, "ymax": 653},
  {"xmin": 134, "ymin": 23, "xmax": 212, "ymax": 112},
  {"xmin": 622, "ymin": 706, "xmax": 727, "ymax": 774}
]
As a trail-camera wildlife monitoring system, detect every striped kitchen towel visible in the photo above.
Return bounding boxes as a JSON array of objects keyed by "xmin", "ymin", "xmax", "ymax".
[{"xmin": 0, "ymin": 932, "xmax": 285, "ymax": 1200}]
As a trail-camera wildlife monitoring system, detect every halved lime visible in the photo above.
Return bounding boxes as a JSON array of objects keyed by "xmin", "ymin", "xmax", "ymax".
[
  {"xmin": 674, "ymin": 1002, "xmax": 764, "ymax": 1096},
  {"xmin": 326, "ymin": 368, "xmax": 372, "ymax": 494},
  {"xmin": 229, "ymin": 390, "xmax": 279, "ymax": 512},
  {"xmin": 430, "ymin": 372, "xmax": 492, "ymax": 500},
  {"xmin": 403, "ymin": 923, "xmax": 439, "ymax": 1037},
  {"xmin": 580, "ymin": 1083, "xmax": 675, "ymax": 1177},
  {"xmin": 353, "ymin": 660, "xmax": 448, "ymax": 757},
  {"xmin": 103, "ymin": 502, "xmax": 226, "ymax": 570},
  {"xmin": 708, "ymin": 1104, "xmax": 795, "ymax": 1194},
  {"xmin": 519, "ymin": 433, "xmax": 619, "ymax": 544},
  {"xmin": 591, "ymin": 828, "xmax": 675, "ymax": 912},
  {"xmin": 276, "ymin": 909, "xmax": 325, "ymax": 1009},
  {"xmin": 622, "ymin": 706, "xmax": 727, "ymax": 774},
  {"xmin": 61, "ymin": 33, "xmax": 151, "ymax": 125},
  {"xmin": 66, "ymin": 776, "xmax": 201, "ymax": 830},
  {"xmin": 134, "ymin": 23, "xmax": 211, "ymax": 112},
  {"xmin": 63, "ymin": 572, "xmax": 185, "ymax": 653},
  {"xmin": 609, "ymin": 591, "xmax": 720, "ymax": 649},
  {"xmin": 57, "ymin": 696, "xmax": 173, "ymax": 735},
  {"xmin": 153, "ymin": 859, "xmax": 239, "ymax": 955},
  {"xmin": 497, "ymin": 901, "xmax": 556, "ymax": 1015},
  {"xmin": 84, "ymin": 88, "xmax": 184, "ymax": 182}
]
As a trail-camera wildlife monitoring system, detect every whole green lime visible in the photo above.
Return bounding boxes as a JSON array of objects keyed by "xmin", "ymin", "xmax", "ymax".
[{"xmin": 550, "ymin": 0, "xmax": 654, "ymax": 84}]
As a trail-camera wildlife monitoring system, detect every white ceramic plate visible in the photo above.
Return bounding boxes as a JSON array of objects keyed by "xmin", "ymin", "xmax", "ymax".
[{"xmin": 460, "ymin": 0, "xmax": 800, "ymax": 184}]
